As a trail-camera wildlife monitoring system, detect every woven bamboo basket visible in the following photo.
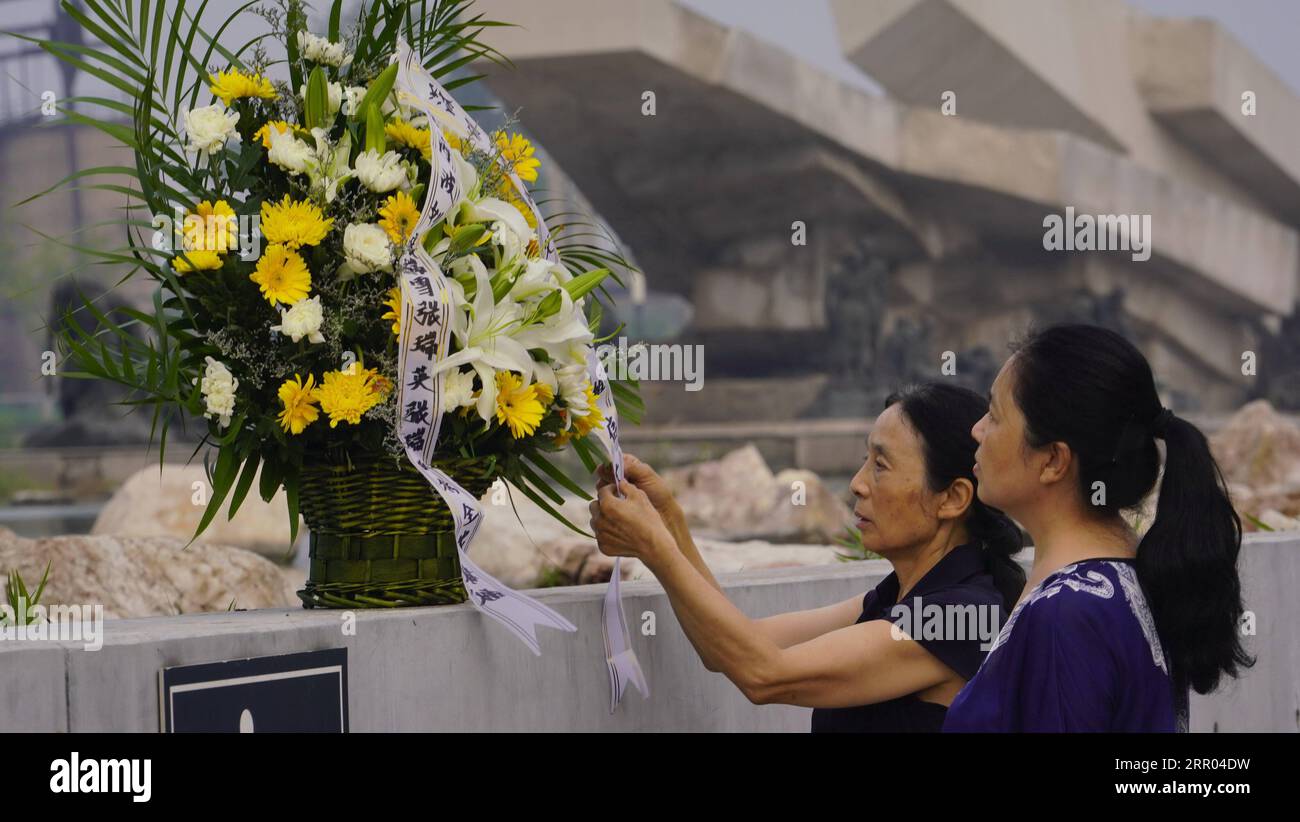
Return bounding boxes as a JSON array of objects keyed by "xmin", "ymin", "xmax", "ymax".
[{"xmin": 296, "ymin": 452, "xmax": 497, "ymax": 609}]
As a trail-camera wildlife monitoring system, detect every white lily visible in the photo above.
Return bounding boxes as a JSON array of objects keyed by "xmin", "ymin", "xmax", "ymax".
[
  {"xmin": 513, "ymin": 286, "xmax": 595, "ymax": 369},
  {"xmin": 508, "ymin": 257, "xmax": 570, "ymax": 302},
  {"xmin": 308, "ymin": 127, "xmax": 353, "ymax": 203},
  {"xmin": 427, "ymin": 254, "xmax": 535, "ymax": 424},
  {"xmin": 462, "ymin": 197, "xmax": 531, "ymax": 251}
]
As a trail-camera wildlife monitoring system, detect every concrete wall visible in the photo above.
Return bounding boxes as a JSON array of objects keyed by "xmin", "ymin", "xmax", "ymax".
[{"xmin": 1, "ymin": 534, "xmax": 1295, "ymax": 732}]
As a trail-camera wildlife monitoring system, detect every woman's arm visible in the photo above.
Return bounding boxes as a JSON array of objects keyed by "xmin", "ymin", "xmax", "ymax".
[
  {"xmin": 592, "ymin": 482, "xmax": 958, "ymax": 708},
  {"xmin": 598, "ymin": 457, "xmax": 863, "ymax": 651},
  {"xmin": 654, "ymin": 544, "xmax": 956, "ymax": 707}
]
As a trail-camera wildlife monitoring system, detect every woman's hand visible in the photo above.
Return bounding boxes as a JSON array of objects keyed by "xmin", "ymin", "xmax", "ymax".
[
  {"xmin": 590, "ymin": 479, "xmax": 678, "ymax": 571},
  {"xmin": 595, "ymin": 453, "xmax": 682, "ymax": 525}
]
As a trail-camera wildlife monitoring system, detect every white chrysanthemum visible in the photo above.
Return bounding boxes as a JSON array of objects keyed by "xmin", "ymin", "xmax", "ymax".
[
  {"xmin": 556, "ymin": 364, "xmax": 591, "ymax": 410},
  {"xmin": 354, "ymin": 149, "xmax": 408, "ymax": 193},
  {"xmin": 442, "ymin": 368, "xmax": 477, "ymax": 414},
  {"xmin": 195, "ymin": 355, "xmax": 238, "ymax": 429},
  {"xmin": 297, "ymin": 31, "xmax": 347, "ymax": 67},
  {"xmin": 266, "ymin": 126, "xmax": 316, "ymax": 175},
  {"xmin": 297, "ymin": 79, "xmax": 344, "ymax": 117},
  {"xmin": 270, "ymin": 295, "xmax": 325, "ymax": 344},
  {"xmin": 339, "ymin": 222, "xmax": 393, "ymax": 278},
  {"xmin": 184, "ymin": 104, "xmax": 239, "ymax": 154}
]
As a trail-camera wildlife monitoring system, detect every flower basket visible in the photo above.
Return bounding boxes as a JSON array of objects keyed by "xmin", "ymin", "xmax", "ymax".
[
  {"xmin": 296, "ymin": 453, "xmax": 497, "ymax": 608},
  {"xmin": 29, "ymin": 0, "xmax": 645, "ymax": 648}
]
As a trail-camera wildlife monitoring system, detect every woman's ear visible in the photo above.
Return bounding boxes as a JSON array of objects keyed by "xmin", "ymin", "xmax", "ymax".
[
  {"xmin": 937, "ymin": 477, "xmax": 975, "ymax": 521},
  {"xmin": 1038, "ymin": 441, "xmax": 1074, "ymax": 486}
]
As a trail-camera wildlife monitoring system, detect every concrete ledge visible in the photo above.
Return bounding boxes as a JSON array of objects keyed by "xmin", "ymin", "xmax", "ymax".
[
  {"xmin": 1, "ymin": 536, "xmax": 1294, "ymax": 732},
  {"xmin": 1133, "ymin": 17, "xmax": 1300, "ymax": 222}
]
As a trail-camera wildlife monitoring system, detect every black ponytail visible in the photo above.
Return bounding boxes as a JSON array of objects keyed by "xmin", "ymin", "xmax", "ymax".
[
  {"xmin": 885, "ymin": 383, "xmax": 1026, "ymax": 610},
  {"xmin": 1139, "ymin": 415, "xmax": 1251, "ymax": 693},
  {"xmin": 1010, "ymin": 324, "xmax": 1253, "ymax": 694}
]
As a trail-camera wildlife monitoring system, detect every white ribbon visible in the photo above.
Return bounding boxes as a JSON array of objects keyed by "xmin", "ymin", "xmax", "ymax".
[{"xmin": 391, "ymin": 40, "xmax": 648, "ymax": 707}]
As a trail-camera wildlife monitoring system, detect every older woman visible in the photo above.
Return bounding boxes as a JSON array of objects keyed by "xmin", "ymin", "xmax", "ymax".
[{"xmin": 590, "ymin": 383, "xmax": 1025, "ymax": 732}]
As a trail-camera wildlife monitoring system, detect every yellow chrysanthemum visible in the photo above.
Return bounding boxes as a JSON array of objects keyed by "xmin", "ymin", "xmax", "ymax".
[
  {"xmin": 386, "ymin": 119, "xmax": 432, "ymax": 161},
  {"xmin": 260, "ymin": 195, "xmax": 334, "ymax": 249},
  {"xmin": 172, "ymin": 249, "xmax": 223, "ymax": 273},
  {"xmin": 495, "ymin": 371, "xmax": 544, "ymax": 439},
  {"xmin": 533, "ymin": 381, "xmax": 554, "ymax": 405},
  {"xmin": 442, "ymin": 129, "xmax": 467, "ymax": 155},
  {"xmin": 253, "ymin": 120, "xmax": 292, "ymax": 149},
  {"xmin": 382, "ymin": 286, "xmax": 402, "ymax": 336},
  {"xmin": 276, "ymin": 373, "xmax": 320, "ymax": 434},
  {"xmin": 315, "ymin": 364, "xmax": 385, "ymax": 427},
  {"xmin": 250, "ymin": 244, "xmax": 311, "ymax": 306},
  {"xmin": 555, "ymin": 385, "xmax": 605, "ymax": 446},
  {"xmin": 183, "ymin": 200, "xmax": 237, "ymax": 253},
  {"xmin": 209, "ymin": 69, "xmax": 277, "ymax": 107},
  {"xmin": 378, "ymin": 191, "xmax": 420, "ymax": 244},
  {"xmin": 494, "ymin": 131, "xmax": 540, "ymax": 183}
]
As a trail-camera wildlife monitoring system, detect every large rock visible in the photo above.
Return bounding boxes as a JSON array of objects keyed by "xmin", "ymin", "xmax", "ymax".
[
  {"xmin": 0, "ymin": 527, "xmax": 299, "ymax": 618},
  {"xmin": 1210, "ymin": 400, "xmax": 1300, "ymax": 529},
  {"xmin": 660, "ymin": 445, "xmax": 854, "ymax": 543},
  {"xmin": 92, "ymin": 464, "xmax": 302, "ymax": 561},
  {"xmin": 1210, "ymin": 400, "xmax": 1300, "ymax": 488}
]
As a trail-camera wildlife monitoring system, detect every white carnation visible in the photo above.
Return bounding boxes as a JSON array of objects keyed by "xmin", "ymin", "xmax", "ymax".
[
  {"xmin": 354, "ymin": 149, "xmax": 409, "ymax": 192},
  {"xmin": 270, "ymin": 295, "xmax": 325, "ymax": 344},
  {"xmin": 297, "ymin": 31, "xmax": 347, "ymax": 67},
  {"xmin": 196, "ymin": 355, "xmax": 238, "ymax": 429},
  {"xmin": 184, "ymin": 104, "xmax": 239, "ymax": 154},
  {"xmin": 339, "ymin": 222, "xmax": 393, "ymax": 278}
]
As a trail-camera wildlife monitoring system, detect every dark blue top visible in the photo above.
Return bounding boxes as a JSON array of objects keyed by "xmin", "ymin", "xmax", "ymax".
[
  {"xmin": 811, "ymin": 542, "xmax": 1009, "ymax": 733},
  {"xmin": 943, "ymin": 558, "xmax": 1189, "ymax": 733}
]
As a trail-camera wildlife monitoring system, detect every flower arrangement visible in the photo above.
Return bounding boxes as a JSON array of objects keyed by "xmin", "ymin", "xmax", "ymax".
[{"xmin": 25, "ymin": 0, "xmax": 643, "ymax": 597}]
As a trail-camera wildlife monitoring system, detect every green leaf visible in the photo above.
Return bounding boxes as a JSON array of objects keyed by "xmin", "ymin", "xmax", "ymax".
[
  {"xmin": 509, "ymin": 475, "xmax": 594, "ymax": 539},
  {"xmin": 227, "ymin": 450, "xmax": 261, "ymax": 521},
  {"xmin": 284, "ymin": 468, "xmax": 301, "ymax": 546},
  {"xmin": 563, "ymin": 268, "xmax": 610, "ymax": 303},
  {"xmin": 305, "ymin": 66, "xmax": 329, "ymax": 129},
  {"xmin": 356, "ymin": 63, "xmax": 398, "ymax": 125},
  {"xmin": 525, "ymin": 452, "xmax": 592, "ymax": 501},
  {"xmin": 187, "ymin": 443, "xmax": 238, "ymax": 548},
  {"xmin": 285, "ymin": 0, "xmax": 306, "ymax": 92},
  {"xmin": 259, "ymin": 457, "xmax": 284, "ymax": 504},
  {"xmin": 364, "ymin": 102, "xmax": 387, "ymax": 153},
  {"xmin": 328, "ymin": 0, "xmax": 343, "ymax": 42}
]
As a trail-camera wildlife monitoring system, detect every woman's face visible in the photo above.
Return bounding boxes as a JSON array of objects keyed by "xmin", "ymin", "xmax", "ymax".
[
  {"xmin": 971, "ymin": 356, "xmax": 1040, "ymax": 517},
  {"xmin": 849, "ymin": 403, "xmax": 943, "ymax": 557}
]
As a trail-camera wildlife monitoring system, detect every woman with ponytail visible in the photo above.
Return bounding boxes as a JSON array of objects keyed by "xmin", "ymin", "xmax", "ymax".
[
  {"xmin": 589, "ymin": 382, "xmax": 1024, "ymax": 732},
  {"xmin": 944, "ymin": 324, "xmax": 1252, "ymax": 733}
]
